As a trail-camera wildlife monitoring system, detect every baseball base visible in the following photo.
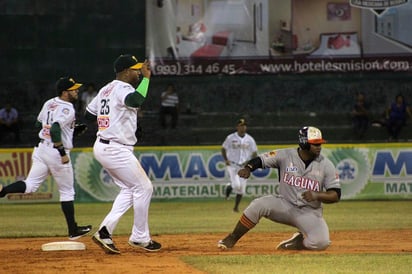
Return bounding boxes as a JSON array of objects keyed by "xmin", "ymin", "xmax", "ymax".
[{"xmin": 41, "ymin": 241, "xmax": 86, "ymax": 251}]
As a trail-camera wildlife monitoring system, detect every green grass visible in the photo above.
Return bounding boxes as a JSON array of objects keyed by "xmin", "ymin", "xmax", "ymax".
[
  {"xmin": 0, "ymin": 199, "xmax": 411, "ymax": 237},
  {"xmin": 182, "ymin": 254, "xmax": 412, "ymax": 274},
  {"xmin": 1, "ymin": 199, "xmax": 411, "ymax": 273}
]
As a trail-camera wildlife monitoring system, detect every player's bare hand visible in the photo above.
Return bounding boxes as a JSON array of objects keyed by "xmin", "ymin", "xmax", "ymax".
[
  {"xmin": 141, "ymin": 60, "xmax": 151, "ymax": 79},
  {"xmin": 238, "ymin": 168, "xmax": 251, "ymax": 179},
  {"xmin": 302, "ymin": 191, "xmax": 318, "ymax": 202},
  {"xmin": 61, "ymin": 155, "xmax": 70, "ymax": 164}
]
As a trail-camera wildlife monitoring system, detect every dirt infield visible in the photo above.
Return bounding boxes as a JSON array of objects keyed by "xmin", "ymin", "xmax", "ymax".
[{"xmin": 1, "ymin": 230, "xmax": 411, "ymax": 274}]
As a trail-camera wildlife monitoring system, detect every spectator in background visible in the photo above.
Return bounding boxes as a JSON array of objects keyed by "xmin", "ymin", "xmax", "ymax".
[
  {"xmin": 0, "ymin": 103, "xmax": 21, "ymax": 144},
  {"xmin": 160, "ymin": 83, "xmax": 179, "ymax": 129},
  {"xmin": 78, "ymin": 83, "xmax": 97, "ymax": 115},
  {"xmin": 385, "ymin": 94, "xmax": 412, "ymax": 141},
  {"xmin": 351, "ymin": 93, "xmax": 370, "ymax": 139}
]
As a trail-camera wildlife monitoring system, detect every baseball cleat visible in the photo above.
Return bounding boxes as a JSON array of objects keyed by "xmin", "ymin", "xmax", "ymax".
[
  {"xmin": 217, "ymin": 234, "xmax": 237, "ymax": 250},
  {"xmin": 276, "ymin": 232, "xmax": 305, "ymax": 250},
  {"xmin": 68, "ymin": 225, "xmax": 92, "ymax": 240},
  {"xmin": 128, "ymin": 240, "xmax": 161, "ymax": 252},
  {"xmin": 217, "ymin": 240, "xmax": 229, "ymax": 250},
  {"xmin": 225, "ymin": 184, "xmax": 232, "ymax": 200},
  {"xmin": 92, "ymin": 226, "xmax": 120, "ymax": 254}
]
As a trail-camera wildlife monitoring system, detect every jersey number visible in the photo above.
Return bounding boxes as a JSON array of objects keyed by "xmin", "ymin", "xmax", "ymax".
[{"xmin": 100, "ymin": 99, "xmax": 110, "ymax": 115}]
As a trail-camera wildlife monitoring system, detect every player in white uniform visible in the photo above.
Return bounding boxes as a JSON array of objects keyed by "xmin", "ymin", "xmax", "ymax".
[
  {"xmin": 0, "ymin": 77, "xmax": 92, "ymax": 240},
  {"xmin": 218, "ymin": 126, "xmax": 341, "ymax": 251},
  {"xmin": 222, "ymin": 118, "xmax": 258, "ymax": 212},
  {"xmin": 86, "ymin": 54, "xmax": 161, "ymax": 254}
]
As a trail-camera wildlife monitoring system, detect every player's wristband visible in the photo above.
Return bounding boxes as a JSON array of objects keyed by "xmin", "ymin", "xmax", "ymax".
[
  {"xmin": 136, "ymin": 78, "xmax": 150, "ymax": 98},
  {"xmin": 54, "ymin": 144, "xmax": 66, "ymax": 157},
  {"xmin": 245, "ymin": 157, "xmax": 262, "ymax": 172}
]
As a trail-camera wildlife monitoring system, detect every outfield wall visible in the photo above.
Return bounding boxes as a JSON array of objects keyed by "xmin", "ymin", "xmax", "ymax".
[{"xmin": 0, "ymin": 144, "xmax": 411, "ymax": 203}]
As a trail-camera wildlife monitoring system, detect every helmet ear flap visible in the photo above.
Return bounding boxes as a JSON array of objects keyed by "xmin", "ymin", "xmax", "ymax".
[
  {"xmin": 298, "ymin": 127, "xmax": 310, "ymax": 150},
  {"xmin": 299, "ymin": 142, "xmax": 310, "ymax": 150}
]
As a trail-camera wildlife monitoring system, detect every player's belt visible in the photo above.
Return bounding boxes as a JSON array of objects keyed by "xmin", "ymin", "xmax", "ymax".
[
  {"xmin": 99, "ymin": 138, "xmax": 110, "ymax": 144},
  {"xmin": 99, "ymin": 138, "xmax": 134, "ymax": 146},
  {"xmin": 230, "ymin": 161, "xmax": 243, "ymax": 167}
]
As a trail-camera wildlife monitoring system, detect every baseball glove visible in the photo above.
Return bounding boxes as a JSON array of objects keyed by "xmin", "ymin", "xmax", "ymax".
[{"xmin": 73, "ymin": 123, "xmax": 88, "ymax": 137}]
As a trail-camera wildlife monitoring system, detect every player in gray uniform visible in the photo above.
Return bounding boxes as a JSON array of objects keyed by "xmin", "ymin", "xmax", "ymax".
[
  {"xmin": 217, "ymin": 126, "xmax": 341, "ymax": 251},
  {"xmin": 0, "ymin": 77, "xmax": 92, "ymax": 240}
]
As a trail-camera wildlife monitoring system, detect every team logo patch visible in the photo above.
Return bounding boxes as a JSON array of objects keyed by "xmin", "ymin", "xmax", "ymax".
[
  {"xmin": 62, "ymin": 108, "xmax": 70, "ymax": 115},
  {"xmin": 286, "ymin": 166, "xmax": 298, "ymax": 172},
  {"xmin": 263, "ymin": 150, "xmax": 277, "ymax": 157}
]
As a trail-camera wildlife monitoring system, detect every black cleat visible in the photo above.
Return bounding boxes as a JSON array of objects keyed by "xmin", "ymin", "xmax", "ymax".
[
  {"xmin": 92, "ymin": 226, "xmax": 120, "ymax": 254},
  {"xmin": 128, "ymin": 240, "xmax": 161, "ymax": 252},
  {"xmin": 276, "ymin": 232, "xmax": 305, "ymax": 250},
  {"xmin": 69, "ymin": 225, "xmax": 92, "ymax": 240},
  {"xmin": 217, "ymin": 234, "xmax": 237, "ymax": 250}
]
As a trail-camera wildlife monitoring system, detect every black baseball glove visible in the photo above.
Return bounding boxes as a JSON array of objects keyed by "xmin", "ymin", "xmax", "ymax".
[{"xmin": 73, "ymin": 123, "xmax": 88, "ymax": 137}]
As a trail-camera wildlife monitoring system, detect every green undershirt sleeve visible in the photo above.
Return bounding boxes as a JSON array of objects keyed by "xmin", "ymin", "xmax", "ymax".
[
  {"xmin": 136, "ymin": 77, "xmax": 149, "ymax": 97},
  {"xmin": 50, "ymin": 122, "xmax": 62, "ymax": 143},
  {"xmin": 125, "ymin": 78, "xmax": 150, "ymax": 108}
]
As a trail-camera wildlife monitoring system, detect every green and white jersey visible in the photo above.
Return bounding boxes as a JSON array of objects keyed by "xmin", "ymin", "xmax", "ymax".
[{"xmin": 37, "ymin": 97, "xmax": 75, "ymax": 149}]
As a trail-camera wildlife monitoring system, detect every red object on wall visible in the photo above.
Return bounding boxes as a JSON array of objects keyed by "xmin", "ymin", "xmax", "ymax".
[
  {"xmin": 212, "ymin": 31, "xmax": 231, "ymax": 46},
  {"xmin": 191, "ymin": 44, "xmax": 225, "ymax": 57},
  {"xmin": 292, "ymin": 35, "xmax": 298, "ymax": 50}
]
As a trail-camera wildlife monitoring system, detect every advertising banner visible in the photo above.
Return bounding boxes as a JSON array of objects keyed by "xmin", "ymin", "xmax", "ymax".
[
  {"xmin": 1, "ymin": 144, "xmax": 411, "ymax": 203},
  {"xmin": 146, "ymin": 0, "xmax": 412, "ymax": 75}
]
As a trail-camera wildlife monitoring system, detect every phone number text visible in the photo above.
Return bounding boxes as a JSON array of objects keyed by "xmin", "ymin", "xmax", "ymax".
[{"xmin": 154, "ymin": 62, "xmax": 236, "ymax": 75}]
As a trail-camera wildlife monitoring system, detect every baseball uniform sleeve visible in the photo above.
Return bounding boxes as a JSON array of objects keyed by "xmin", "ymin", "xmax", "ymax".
[
  {"xmin": 323, "ymin": 158, "xmax": 341, "ymax": 190},
  {"xmin": 260, "ymin": 149, "xmax": 282, "ymax": 169},
  {"xmin": 222, "ymin": 134, "xmax": 231, "ymax": 149},
  {"xmin": 86, "ymin": 94, "xmax": 99, "ymax": 116},
  {"xmin": 250, "ymin": 136, "xmax": 258, "ymax": 153},
  {"xmin": 53, "ymin": 105, "xmax": 74, "ymax": 128}
]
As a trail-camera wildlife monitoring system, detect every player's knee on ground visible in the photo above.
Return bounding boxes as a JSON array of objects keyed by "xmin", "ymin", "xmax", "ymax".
[{"xmin": 304, "ymin": 236, "xmax": 330, "ymax": 251}]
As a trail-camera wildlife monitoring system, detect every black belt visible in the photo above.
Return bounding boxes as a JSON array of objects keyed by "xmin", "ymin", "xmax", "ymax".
[
  {"xmin": 99, "ymin": 138, "xmax": 134, "ymax": 146},
  {"xmin": 99, "ymin": 138, "xmax": 110, "ymax": 144}
]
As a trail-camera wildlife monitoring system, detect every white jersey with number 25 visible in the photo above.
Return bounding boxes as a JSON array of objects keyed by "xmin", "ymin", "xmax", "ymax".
[{"xmin": 86, "ymin": 80, "xmax": 139, "ymax": 146}]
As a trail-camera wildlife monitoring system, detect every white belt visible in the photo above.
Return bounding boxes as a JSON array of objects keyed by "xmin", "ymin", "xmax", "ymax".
[{"xmin": 230, "ymin": 161, "xmax": 243, "ymax": 167}]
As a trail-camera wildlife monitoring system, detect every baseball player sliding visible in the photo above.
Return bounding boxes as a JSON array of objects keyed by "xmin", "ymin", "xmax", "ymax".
[
  {"xmin": 0, "ymin": 77, "xmax": 92, "ymax": 240},
  {"xmin": 218, "ymin": 126, "xmax": 341, "ymax": 251},
  {"xmin": 221, "ymin": 118, "xmax": 258, "ymax": 212},
  {"xmin": 86, "ymin": 54, "xmax": 161, "ymax": 254}
]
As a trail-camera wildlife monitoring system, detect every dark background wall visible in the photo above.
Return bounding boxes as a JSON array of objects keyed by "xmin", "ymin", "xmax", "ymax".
[
  {"xmin": 1, "ymin": 0, "xmax": 145, "ymax": 110},
  {"xmin": 1, "ymin": 1, "xmax": 412, "ymax": 147}
]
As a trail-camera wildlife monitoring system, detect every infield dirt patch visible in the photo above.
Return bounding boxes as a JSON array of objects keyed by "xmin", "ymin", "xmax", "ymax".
[{"xmin": 1, "ymin": 230, "xmax": 411, "ymax": 274}]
